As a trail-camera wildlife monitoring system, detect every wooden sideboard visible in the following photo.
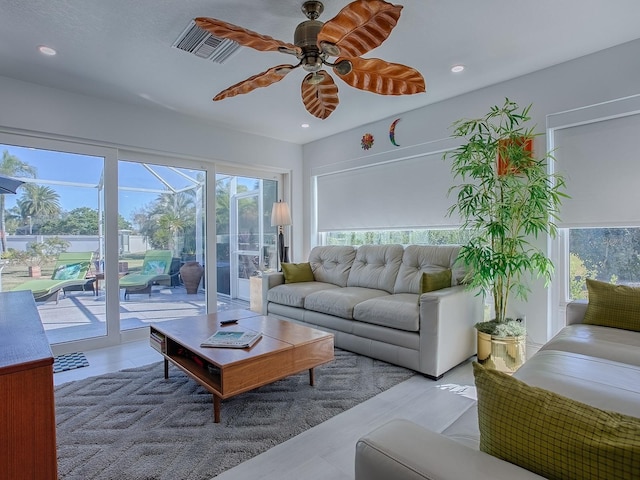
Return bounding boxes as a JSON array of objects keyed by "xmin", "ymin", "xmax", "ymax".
[{"xmin": 0, "ymin": 291, "xmax": 58, "ymax": 479}]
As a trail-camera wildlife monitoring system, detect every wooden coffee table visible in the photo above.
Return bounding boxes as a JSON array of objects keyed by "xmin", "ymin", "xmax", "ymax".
[{"xmin": 149, "ymin": 310, "xmax": 334, "ymax": 423}]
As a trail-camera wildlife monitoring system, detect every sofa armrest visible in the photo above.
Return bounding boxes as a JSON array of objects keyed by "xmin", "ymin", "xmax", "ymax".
[
  {"xmin": 355, "ymin": 419, "xmax": 545, "ymax": 480},
  {"xmin": 418, "ymin": 285, "xmax": 483, "ymax": 378},
  {"xmin": 566, "ymin": 300, "xmax": 588, "ymax": 325},
  {"xmin": 261, "ymin": 272, "xmax": 284, "ymax": 315}
]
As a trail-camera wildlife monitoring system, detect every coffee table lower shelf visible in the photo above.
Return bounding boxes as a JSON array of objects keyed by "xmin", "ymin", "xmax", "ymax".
[{"xmin": 150, "ymin": 314, "xmax": 334, "ymax": 423}]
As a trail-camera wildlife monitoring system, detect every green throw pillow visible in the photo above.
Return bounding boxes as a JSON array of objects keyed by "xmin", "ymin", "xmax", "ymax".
[
  {"xmin": 473, "ymin": 362, "xmax": 640, "ymax": 480},
  {"xmin": 281, "ymin": 262, "xmax": 314, "ymax": 283},
  {"xmin": 584, "ymin": 278, "xmax": 640, "ymax": 332},
  {"xmin": 420, "ymin": 269, "xmax": 452, "ymax": 294}
]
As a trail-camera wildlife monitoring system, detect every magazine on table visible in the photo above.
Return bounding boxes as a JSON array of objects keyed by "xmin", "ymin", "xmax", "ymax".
[{"xmin": 200, "ymin": 329, "xmax": 262, "ymax": 348}]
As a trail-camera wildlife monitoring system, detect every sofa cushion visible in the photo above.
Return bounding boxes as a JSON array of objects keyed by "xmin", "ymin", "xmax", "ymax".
[
  {"xmin": 353, "ymin": 294, "xmax": 420, "ymax": 331},
  {"xmin": 393, "ymin": 245, "xmax": 460, "ymax": 294},
  {"xmin": 305, "ymin": 287, "xmax": 389, "ymax": 319},
  {"xmin": 421, "ymin": 269, "xmax": 452, "ymax": 294},
  {"xmin": 281, "ymin": 262, "xmax": 314, "ymax": 283},
  {"xmin": 540, "ymin": 323, "xmax": 640, "ymax": 367},
  {"xmin": 514, "ymin": 350, "xmax": 640, "ymax": 418},
  {"xmin": 474, "ymin": 362, "xmax": 640, "ymax": 480},
  {"xmin": 347, "ymin": 244, "xmax": 403, "ymax": 293},
  {"xmin": 308, "ymin": 246, "xmax": 356, "ymax": 287},
  {"xmin": 267, "ymin": 282, "xmax": 338, "ymax": 308},
  {"xmin": 583, "ymin": 278, "xmax": 640, "ymax": 332}
]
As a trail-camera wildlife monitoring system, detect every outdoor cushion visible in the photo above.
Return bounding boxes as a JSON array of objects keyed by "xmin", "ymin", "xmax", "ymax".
[
  {"xmin": 142, "ymin": 260, "xmax": 167, "ymax": 275},
  {"xmin": 52, "ymin": 263, "xmax": 86, "ymax": 280},
  {"xmin": 353, "ymin": 294, "xmax": 420, "ymax": 332},
  {"xmin": 347, "ymin": 244, "xmax": 403, "ymax": 293},
  {"xmin": 12, "ymin": 252, "xmax": 94, "ymax": 302},
  {"xmin": 304, "ymin": 287, "xmax": 389, "ymax": 319},
  {"xmin": 583, "ymin": 278, "xmax": 640, "ymax": 332},
  {"xmin": 474, "ymin": 362, "xmax": 640, "ymax": 480},
  {"xmin": 267, "ymin": 282, "xmax": 338, "ymax": 309}
]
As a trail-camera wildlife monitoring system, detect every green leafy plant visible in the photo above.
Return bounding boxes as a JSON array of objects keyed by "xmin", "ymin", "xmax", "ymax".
[
  {"xmin": 8, "ymin": 237, "xmax": 70, "ymax": 267},
  {"xmin": 446, "ymin": 99, "xmax": 568, "ymax": 335}
]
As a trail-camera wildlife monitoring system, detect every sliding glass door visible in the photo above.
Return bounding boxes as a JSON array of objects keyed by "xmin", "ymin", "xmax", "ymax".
[
  {"xmin": 233, "ymin": 189, "xmax": 260, "ymax": 301},
  {"xmin": 0, "ymin": 135, "xmax": 115, "ymax": 348},
  {"xmin": 0, "ymin": 131, "xmax": 285, "ymax": 353},
  {"xmin": 117, "ymin": 158, "xmax": 208, "ymax": 331},
  {"xmin": 216, "ymin": 174, "xmax": 278, "ymax": 303},
  {"xmin": 0, "ymin": 133, "xmax": 214, "ymax": 353}
]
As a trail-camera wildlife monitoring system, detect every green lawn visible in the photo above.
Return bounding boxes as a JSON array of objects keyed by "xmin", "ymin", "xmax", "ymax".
[{"xmin": 2, "ymin": 255, "xmax": 145, "ymax": 292}]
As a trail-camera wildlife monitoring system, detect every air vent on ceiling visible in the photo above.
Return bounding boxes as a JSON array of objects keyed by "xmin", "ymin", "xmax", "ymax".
[{"xmin": 173, "ymin": 20, "xmax": 241, "ymax": 64}]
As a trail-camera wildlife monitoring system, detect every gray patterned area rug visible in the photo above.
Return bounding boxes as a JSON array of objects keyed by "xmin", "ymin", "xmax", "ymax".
[{"xmin": 55, "ymin": 349, "xmax": 414, "ymax": 480}]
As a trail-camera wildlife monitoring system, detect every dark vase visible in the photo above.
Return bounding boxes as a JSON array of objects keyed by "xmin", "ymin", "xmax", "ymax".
[{"xmin": 180, "ymin": 261, "xmax": 204, "ymax": 294}]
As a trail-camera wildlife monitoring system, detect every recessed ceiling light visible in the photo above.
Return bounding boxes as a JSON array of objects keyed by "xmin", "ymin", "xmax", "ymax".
[
  {"xmin": 451, "ymin": 64, "xmax": 465, "ymax": 73},
  {"xmin": 38, "ymin": 45, "xmax": 57, "ymax": 56},
  {"xmin": 301, "ymin": 123, "xmax": 310, "ymax": 128}
]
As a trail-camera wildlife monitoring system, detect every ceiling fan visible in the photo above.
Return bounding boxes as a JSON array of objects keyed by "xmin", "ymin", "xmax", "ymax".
[{"xmin": 195, "ymin": 0, "xmax": 426, "ymax": 119}]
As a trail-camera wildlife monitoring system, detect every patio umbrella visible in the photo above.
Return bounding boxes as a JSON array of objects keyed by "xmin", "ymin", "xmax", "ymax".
[{"xmin": 0, "ymin": 174, "xmax": 24, "ymax": 194}]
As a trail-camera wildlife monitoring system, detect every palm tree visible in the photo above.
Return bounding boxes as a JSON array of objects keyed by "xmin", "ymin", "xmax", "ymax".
[
  {"xmin": 0, "ymin": 150, "xmax": 36, "ymax": 252},
  {"xmin": 16, "ymin": 184, "xmax": 62, "ymax": 234},
  {"xmin": 154, "ymin": 192, "xmax": 195, "ymax": 254},
  {"xmin": 133, "ymin": 191, "xmax": 196, "ymax": 253}
]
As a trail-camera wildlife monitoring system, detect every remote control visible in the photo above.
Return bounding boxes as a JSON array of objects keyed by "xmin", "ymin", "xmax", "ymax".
[{"xmin": 220, "ymin": 319, "xmax": 238, "ymax": 325}]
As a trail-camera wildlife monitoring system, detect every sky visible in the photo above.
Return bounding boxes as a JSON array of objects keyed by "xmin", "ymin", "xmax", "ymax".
[{"xmin": 1, "ymin": 144, "xmax": 204, "ymax": 221}]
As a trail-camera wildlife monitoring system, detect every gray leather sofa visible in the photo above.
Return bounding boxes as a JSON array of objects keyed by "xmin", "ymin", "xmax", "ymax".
[
  {"xmin": 354, "ymin": 300, "xmax": 640, "ymax": 479},
  {"xmin": 262, "ymin": 244, "xmax": 483, "ymax": 379}
]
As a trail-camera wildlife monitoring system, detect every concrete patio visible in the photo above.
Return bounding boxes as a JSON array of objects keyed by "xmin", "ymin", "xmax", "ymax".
[{"xmin": 38, "ymin": 285, "xmax": 249, "ymax": 344}]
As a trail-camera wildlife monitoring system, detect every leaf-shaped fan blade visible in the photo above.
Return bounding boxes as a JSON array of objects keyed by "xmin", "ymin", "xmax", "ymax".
[
  {"xmin": 301, "ymin": 71, "xmax": 339, "ymax": 119},
  {"xmin": 317, "ymin": 0, "xmax": 402, "ymax": 58},
  {"xmin": 334, "ymin": 57, "xmax": 425, "ymax": 95},
  {"xmin": 214, "ymin": 65, "xmax": 296, "ymax": 101},
  {"xmin": 195, "ymin": 17, "xmax": 299, "ymax": 53}
]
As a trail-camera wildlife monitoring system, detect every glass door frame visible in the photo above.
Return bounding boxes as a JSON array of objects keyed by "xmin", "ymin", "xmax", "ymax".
[
  {"xmin": 231, "ymin": 188, "xmax": 262, "ymax": 301},
  {"xmin": 0, "ymin": 130, "xmax": 120, "ymax": 355},
  {"xmin": 0, "ymin": 131, "xmax": 218, "ymax": 354},
  {"xmin": 216, "ymin": 167, "xmax": 288, "ymax": 302},
  {"xmin": 116, "ymin": 150, "xmax": 215, "ymax": 341}
]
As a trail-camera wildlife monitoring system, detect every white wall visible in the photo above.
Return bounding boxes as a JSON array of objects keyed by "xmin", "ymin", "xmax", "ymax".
[{"xmin": 302, "ymin": 38, "xmax": 640, "ymax": 347}]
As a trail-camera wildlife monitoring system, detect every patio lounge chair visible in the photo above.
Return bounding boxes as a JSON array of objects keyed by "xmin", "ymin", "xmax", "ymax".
[
  {"xmin": 12, "ymin": 252, "xmax": 94, "ymax": 303},
  {"xmin": 120, "ymin": 250, "xmax": 173, "ymax": 299}
]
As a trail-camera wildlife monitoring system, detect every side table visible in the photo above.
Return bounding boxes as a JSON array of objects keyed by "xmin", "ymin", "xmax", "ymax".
[
  {"xmin": 94, "ymin": 271, "xmax": 128, "ymax": 296},
  {"xmin": 249, "ymin": 275, "xmax": 263, "ymax": 313}
]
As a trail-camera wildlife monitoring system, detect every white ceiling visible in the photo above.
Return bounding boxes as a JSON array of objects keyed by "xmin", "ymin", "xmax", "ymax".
[{"xmin": 1, "ymin": 0, "xmax": 639, "ymax": 145}]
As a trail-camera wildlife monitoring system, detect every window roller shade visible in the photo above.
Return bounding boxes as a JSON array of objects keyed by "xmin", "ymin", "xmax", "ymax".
[
  {"xmin": 316, "ymin": 152, "xmax": 461, "ymax": 232},
  {"xmin": 554, "ymin": 113, "xmax": 640, "ymax": 228}
]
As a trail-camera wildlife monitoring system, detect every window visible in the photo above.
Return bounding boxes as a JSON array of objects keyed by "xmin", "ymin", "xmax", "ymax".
[
  {"xmin": 321, "ymin": 228, "xmax": 473, "ymax": 246},
  {"xmin": 567, "ymin": 227, "xmax": 640, "ymax": 300}
]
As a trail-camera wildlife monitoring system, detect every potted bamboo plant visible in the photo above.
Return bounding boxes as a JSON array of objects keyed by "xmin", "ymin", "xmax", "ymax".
[{"xmin": 446, "ymin": 98, "xmax": 568, "ymax": 373}]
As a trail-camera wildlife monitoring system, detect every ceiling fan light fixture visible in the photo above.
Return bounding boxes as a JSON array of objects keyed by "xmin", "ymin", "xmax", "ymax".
[
  {"xmin": 302, "ymin": 52, "xmax": 323, "ymax": 72},
  {"xmin": 319, "ymin": 41, "xmax": 340, "ymax": 57},
  {"xmin": 333, "ymin": 59, "xmax": 352, "ymax": 76},
  {"xmin": 306, "ymin": 72, "xmax": 325, "ymax": 85}
]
